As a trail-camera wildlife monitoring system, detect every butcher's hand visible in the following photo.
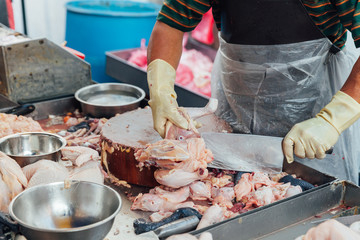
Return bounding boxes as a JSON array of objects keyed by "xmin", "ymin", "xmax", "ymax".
[
  {"xmin": 295, "ymin": 219, "xmax": 360, "ymax": 240},
  {"xmin": 283, "ymin": 91, "xmax": 360, "ymax": 163},
  {"xmin": 147, "ymin": 59, "xmax": 189, "ymax": 138}
]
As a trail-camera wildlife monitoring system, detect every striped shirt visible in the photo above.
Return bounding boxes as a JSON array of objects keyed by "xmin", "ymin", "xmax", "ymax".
[{"xmin": 158, "ymin": 0, "xmax": 360, "ymax": 48}]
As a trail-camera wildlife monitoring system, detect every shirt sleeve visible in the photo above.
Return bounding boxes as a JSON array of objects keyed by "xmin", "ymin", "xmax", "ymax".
[
  {"xmin": 335, "ymin": 0, "xmax": 360, "ymax": 48},
  {"xmin": 157, "ymin": 0, "xmax": 212, "ymax": 32}
]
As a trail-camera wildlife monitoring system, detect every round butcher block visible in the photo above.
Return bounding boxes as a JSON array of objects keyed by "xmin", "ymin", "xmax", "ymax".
[{"xmin": 100, "ymin": 107, "xmax": 232, "ymax": 187}]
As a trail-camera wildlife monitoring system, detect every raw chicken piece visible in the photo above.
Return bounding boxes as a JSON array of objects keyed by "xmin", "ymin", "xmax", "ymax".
[
  {"xmin": 0, "ymin": 122, "xmax": 12, "ymax": 138},
  {"xmin": 154, "ymin": 168, "xmax": 208, "ymax": 188},
  {"xmin": 212, "ymin": 187, "xmax": 235, "ymax": 208},
  {"xmin": 196, "ymin": 205, "xmax": 225, "ymax": 230},
  {"xmin": 252, "ymin": 172, "xmax": 278, "ymax": 190},
  {"xmin": 149, "ymin": 186, "xmax": 190, "ymax": 203},
  {"xmin": 187, "ymin": 138, "xmax": 213, "ymax": 164},
  {"xmin": 0, "ymin": 152, "xmax": 28, "ymax": 197},
  {"xmin": 272, "ymin": 182, "xmax": 291, "ymax": 200},
  {"xmin": 135, "ymin": 138, "xmax": 212, "ymax": 166},
  {"xmin": 244, "ymin": 186, "xmax": 276, "ymax": 209},
  {"xmin": 22, "ymin": 160, "xmax": 69, "ymax": 188},
  {"xmin": 127, "ymin": 42, "xmax": 213, "ymax": 98},
  {"xmin": 164, "ymin": 99, "xmax": 218, "ymax": 141},
  {"xmin": 0, "ymin": 152, "xmax": 28, "ymax": 212},
  {"xmin": 166, "ymin": 232, "xmax": 213, "ymax": 240},
  {"xmin": 128, "ymin": 48, "xmax": 147, "ymax": 68},
  {"xmin": 22, "ymin": 159, "xmax": 65, "ymax": 180},
  {"xmin": 149, "ymin": 212, "xmax": 173, "ymax": 222},
  {"xmin": 176, "ymin": 64, "xmax": 194, "ymax": 86},
  {"xmin": 135, "ymin": 140, "xmax": 189, "ymax": 165},
  {"xmin": 285, "ymin": 185, "xmax": 303, "ymax": 198},
  {"xmin": 23, "ymin": 156, "xmax": 105, "ymax": 188},
  {"xmin": 135, "ymin": 138, "xmax": 213, "ymax": 188},
  {"xmin": 194, "ymin": 205, "xmax": 209, "ymax": 215},
  {"xmin": 65, "ymin": 117, "xmax": 80, "ymax": 127},
  {"xmin": 131, "ymin": 193, "xmax": 194, "ymax": 212},
  {"xmin": 234, "ymin": 173, "xmax": 254, "ymax": 201},
  {"xmin": 212, "ymin": 195, "xmax": 233, "ymax": 208},
  {"xmin": 166, "ymin": 233, "xmax": 197, "ymax": 240},
  {"xmin": 61, "ymin": 146, "xmax": 99, "ymax": 166},
  {"xmin": 297, "ymin": 219, "xmax": 360, "ymax": 240},
  {"xmin": 207, "ymin": 174, "xmax": 233, "ymax": 188},
  {"xmin": 164, "ymin": 108, "xmax": 200, "ymax": 141},
  {"xmin": 69, "ymin": 160, "xmax": 104, "ymax": 185},
  {"xmin": 189, "ymin": 181, "xmax": 212, "ymax": 201},
  {"xmin": 128, "ymin": 38, "xmax": 147, "ymax": 69},
  {"xmin": 198, "ymin": 232, "xmax": 213, "ymax": 240},
  {"xmin": 180, "ymin": 49, "xmax": 212, "ymax": 88},
  {"xmin": 0, "ymin": 113, "xmax": 44, "ymax": 138},
  {"xmin": 0, "ymin": 176, "xmax": 11, "ymax": 212},
  {"xmin": 155, "ymin": 157, "xmax": 206, "ymax": 172}
]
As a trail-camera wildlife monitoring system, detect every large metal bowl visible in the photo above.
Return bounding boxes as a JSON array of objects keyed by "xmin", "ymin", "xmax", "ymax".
[
  {"xmin": 9, "ymin": 181, "xmax": 122, "ymax": 240},
  {"xmin": 75, "ymin": 83, "xmax": 145, "ymax": 118},
  {"xmin": 0, "ymin": 132, "xmax": 67, "ymax": 167}
]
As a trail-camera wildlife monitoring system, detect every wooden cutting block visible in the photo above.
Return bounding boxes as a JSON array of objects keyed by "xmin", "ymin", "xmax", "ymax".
[{"xmin": 100, "ymin": 107, "xmax": 232, "ymax": 187}]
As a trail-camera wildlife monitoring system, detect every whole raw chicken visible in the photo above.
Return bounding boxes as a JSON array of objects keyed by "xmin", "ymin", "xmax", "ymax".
[{"xmin": 0, "ymin": 151, "xmax": 28, "ymax": 212}]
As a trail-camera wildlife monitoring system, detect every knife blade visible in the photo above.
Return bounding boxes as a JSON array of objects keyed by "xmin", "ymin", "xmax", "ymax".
[{"xmin": 201, "ymin": 132, "xmax": 284, "ymax": 174}]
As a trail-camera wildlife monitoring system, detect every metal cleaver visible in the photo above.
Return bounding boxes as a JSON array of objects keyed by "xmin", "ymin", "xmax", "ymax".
[{"xmin": 201, "ymin": 132, "xmax": 284, "ymax": 174}]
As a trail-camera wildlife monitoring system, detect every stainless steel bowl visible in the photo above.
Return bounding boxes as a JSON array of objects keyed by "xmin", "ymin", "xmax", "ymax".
[
  {"xmin": 75, "ymin": 83, "xmax": 145, "ymax": 118},
  {"xmin": 9, "ymin": 181, "xmax": 122, "ymax": 240},
  {"xmin": 0, "ymin": 132, "xmax": 67, "ymax": 167}
]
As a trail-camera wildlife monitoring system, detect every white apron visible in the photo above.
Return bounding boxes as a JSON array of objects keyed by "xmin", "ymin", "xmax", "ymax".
[{"xmin": 212, "ymin": 0, "xmax": 360, "ymax": 183}]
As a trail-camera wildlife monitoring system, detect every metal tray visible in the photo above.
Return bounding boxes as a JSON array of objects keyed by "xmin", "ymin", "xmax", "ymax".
[
  {"xmin": 0, "ymin": 24, "xmax": 92, "ymax": 104},
  {"xmin": 192, "ymin": 180, "xmax": 360, "ymax": 239},
  {"xmin": 105, "ymin": 37, "xmax": 217, "ymax": 107}
]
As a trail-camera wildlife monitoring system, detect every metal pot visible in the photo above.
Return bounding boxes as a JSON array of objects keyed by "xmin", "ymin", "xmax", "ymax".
[
  {"xmin": 0, "ymin": 181, "xmax": 122, "ymax": 240},
  {"xmin": 75, "ymin": 83, "xmax": 145, "ymax": 118},
  {"xmin": 0, "ymin": 132, "xmax": 67, "ymax": 167}
]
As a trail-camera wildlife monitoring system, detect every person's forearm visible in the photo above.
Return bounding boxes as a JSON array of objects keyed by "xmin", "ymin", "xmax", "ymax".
[
  {"xmin": 341, "ymin": 56, "xmax": 360, "ymax": 103},
  {"xmin": 147, "ymin": 21, "xmax": 184, "ymax": 69}
]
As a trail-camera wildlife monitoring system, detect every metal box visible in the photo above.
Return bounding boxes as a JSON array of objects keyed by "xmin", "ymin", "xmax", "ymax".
[
  {"xmin": 105, "ymin": 38, "xmax": 217, "ymax": 107},
  {"xmin": 0, "ymin": 25, "xmax": 92, "ymax": 103}
]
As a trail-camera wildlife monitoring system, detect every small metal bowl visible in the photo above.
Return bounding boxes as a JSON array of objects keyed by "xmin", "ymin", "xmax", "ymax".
[
  {"xmin": 75, "ymin": 83, "xmax": 145, "ymax": 118},
  {"xmin": 9, "ymin": 181, "xmax": 122, "ymax": 240},
  {"xmin": 0, "ymin": 132, "xmax": 67, "ymax": 167}
]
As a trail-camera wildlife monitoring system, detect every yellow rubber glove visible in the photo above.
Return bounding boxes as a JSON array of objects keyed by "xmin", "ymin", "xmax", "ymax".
[
  {"xmin": 283, "ymin": 91, "xmax": 360, "ymax": 163},
  {"xmin": 147, "ymin": 59, "xmax": 189, "ymax": 138}
]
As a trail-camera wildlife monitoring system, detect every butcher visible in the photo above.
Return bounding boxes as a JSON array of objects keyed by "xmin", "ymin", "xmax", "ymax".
[{"xmin": 146, "ymin": 0, "xmax": 360, "ymax": 184}]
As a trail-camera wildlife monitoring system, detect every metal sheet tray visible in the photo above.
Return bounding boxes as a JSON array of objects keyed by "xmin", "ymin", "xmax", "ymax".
[
  {"xmin": 7, "ymin": 96, "xmax": 341, "ymax": 239},
  {"xmin": 105, "ymin": 37, "xmax": 217, "ymax": 107},
  {"xmin": 192, "ymin": 180, "xmax": 360, "ymax": 239}
]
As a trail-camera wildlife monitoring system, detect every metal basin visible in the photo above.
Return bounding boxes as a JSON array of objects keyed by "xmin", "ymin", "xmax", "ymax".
[
  {"xmin": 75, "ymin": 83, "xmax": 145, "ymax": 118},
  {"xmin": 9, "ymin": 181, "xmax": 122, "ymax": 240},
  {"xmin": 0, "ymin": 132, "xmax": 67, "ymax": 167}
]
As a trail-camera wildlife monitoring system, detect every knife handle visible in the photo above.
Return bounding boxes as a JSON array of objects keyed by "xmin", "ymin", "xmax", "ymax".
[
  {"xmin": 325, "ymin": 147, "xmax": 334, "ymax": 155},
  {"xmin": 5, "ymin": 104, "xmax": 35, "ymax": 116},
  {"xmin": 154, "ymin": 215, "xmax": 199, "ymax": 238}
]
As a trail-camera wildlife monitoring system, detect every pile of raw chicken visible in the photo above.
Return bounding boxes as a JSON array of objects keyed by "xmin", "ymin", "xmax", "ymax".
[
  {"xmin": 128, "ymin": 37, "xmax": 212, "ymax": 97},
  {"xmin": 0, "ymin": 103, "xmax": 303, "ymax": 237},
  {"xmin": 0, "ymin": 112, "xmax": 106, "ymax": 213},
  {"xmin": 130, "ymin": 105, "xmax": 303, "ymax": 231}
]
